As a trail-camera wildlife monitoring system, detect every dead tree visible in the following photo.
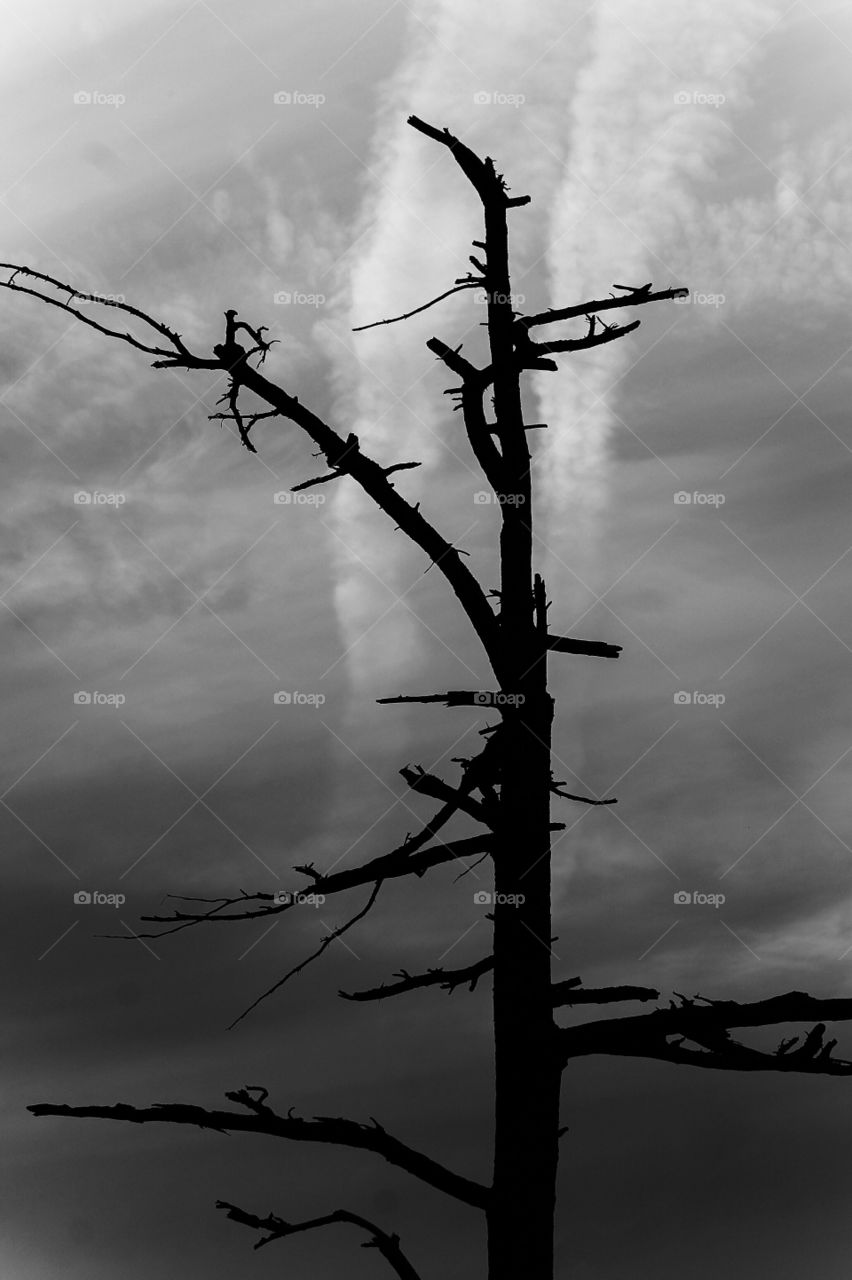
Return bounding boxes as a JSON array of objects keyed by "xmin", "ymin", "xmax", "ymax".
[{"xmin": 7, "ymin": 116, "xmax": 852, "ymax": 1280}]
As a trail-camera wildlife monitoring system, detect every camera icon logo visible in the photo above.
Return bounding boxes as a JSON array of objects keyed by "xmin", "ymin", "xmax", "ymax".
[
  {"xmin": 73, "ymin": 90, "xmax": 93, "ymax": 105},
  {"xmin": 273, "ymin": 91, "xmax": 292, "ymax": 105},
  {"xmin": 273, "ymin": 291, "xmax": 291, "ymax": 305},
  {"xmin": 473, "ymin": 491, "xmax": 491, "ymax": 504},
  {"xmin": 473, "ymin": 890, "xmax": 492, "ymax": 905},
  {"xmin": 73, "ymin": 890, "xmax": 92, "ymax": 904},
  {"xmin": 673, "ymin": 691, "xmax": 692, "ymax": 705},
  {"xmin": 73, "ymin": 491, "xmax": 92, "ymax": 505},
  {"xmin": 673, "ymin": 890, "xmax": 692, "ymax": 905},
  {"xmin": 73, "ymin": 691, "xmax": 92, "ymax": 705},
  {"xmin": 273, "ymin": 691, "xmax": 292, "ymax": 704},
  {"xmin": 273, "ymin": 890, "xmax": 291, "ymax": 905},
  {"xmin": 673, "ymin": 491, "xmax": 692, "ymax": 504},
  {"xmin": 273, "ymin": 492, "xmax": 292, "ymax": 504},
  {"xmin": 473, "ymin": 91, "xmax": 491, "ymax": 105}
]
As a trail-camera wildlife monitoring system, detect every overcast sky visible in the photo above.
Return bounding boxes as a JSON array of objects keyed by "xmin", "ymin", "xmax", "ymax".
[{"xmin": 2, "ymin": 1, "xmax": 852, "ymax": 1277}]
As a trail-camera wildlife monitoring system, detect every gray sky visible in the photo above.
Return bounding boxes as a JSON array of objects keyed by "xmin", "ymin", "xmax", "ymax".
[{"xmin": 2, "ymin": 1, "xmax": 852, "ymax": 1276}]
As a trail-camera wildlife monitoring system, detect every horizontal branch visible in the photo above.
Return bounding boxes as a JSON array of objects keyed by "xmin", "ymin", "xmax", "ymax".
[
  {"xmin": 552, "ymin": 980, "xmax": 659, "ymax": 1008},
  {"xmin": 546, "ymin": 635, "xmax": 621, "ymax": 659},
  {"xmin": 28, "ymin": 1087, "xmax": 489, "ymax": 1210},
  {"xmin": 560, "ymin": 991, "xmax": 852, "ymax": 1074},
  {"xmin": 378, "ymin": 690, "xmax": 520, "ymax": 708},
  {"xmin": 342, "ymin": 961, "xmax": 658, "ymax": 1009},
  {"xmin": 340, "ymin": 954, "xmax": 497, "ymax": 1002},
  {"xmin": 216, "ymin": 1200, "xmax": 422, "ymax": 1280},
  {"xmin": 516, "ymin": 284, "xmax": 688, "ymax": 332}
]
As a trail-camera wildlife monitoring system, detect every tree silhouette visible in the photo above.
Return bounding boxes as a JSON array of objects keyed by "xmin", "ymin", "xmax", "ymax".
[{"xmin": 6, "ymin": 116, "xmax": 852, "ymax": 1280}]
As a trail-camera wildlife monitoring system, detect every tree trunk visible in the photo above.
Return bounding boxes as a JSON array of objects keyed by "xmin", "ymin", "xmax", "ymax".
[{"xmin": 486, "ymin": 197, "xmax": 559, "ymax": 1279}]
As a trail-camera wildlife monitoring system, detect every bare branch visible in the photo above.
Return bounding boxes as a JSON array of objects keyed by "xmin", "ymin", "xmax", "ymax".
[
  {"xmin": 378, "ymin": 690, "xmax": 512, "ymax": 707},
  {"xmin": 546, "ymin": 634, "xmax": 621, "ymax": 659},
  {"xmin": 216, "ymin": 1200, "xmax": 423, "ymax": 1280},
  {"xmin": 407, "ymin": 117, "xmax": 528, "ymax": 208},
  {"xmin": 551, "ymin": 779, "xmax": 616, "ymax": 806},
  {"xmin": 516, "ymin": 284, "xmax": 688, "ymax": 332},
  {"xmin": 0, "ymin": 263, "xmax": 216, "ymax": 367},
  {"xmin": 552, "ymin": 980, "xmax": 659, "ymax": 1008},
  {"xmin": 133, "ymin": 833, "xmax": 493, "ymax": 939},
  {"xmin": 28, "ymin": 1089, "xmax": 490, "ymax": 1210},
  {"xmin": 0, "ymin": 268, "xmax": 505, "ymax": 681},
  {"xmin": 340, "ymin": 954, "xmax": 497, "ymax": 1002},
  {"xmin": 353, "ymin": 280, "xmax": 481, "ymax": 332},
  {"xmin": 400, "ymin": 764, "xmax": 495, "ymax": 829},
  {"xmin": 342, "ymin": 963, "xmax": 658, "ymax": 1009},
  {"xmin": 227, "ymin": 883, "xmax": 383, "ymax": 1030},
  {"xmin": 560, "ymin": 991, "xmax": 852, "ymax": 1074}
]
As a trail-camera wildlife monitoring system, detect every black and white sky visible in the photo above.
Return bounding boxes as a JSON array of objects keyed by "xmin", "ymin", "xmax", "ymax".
[{"xmin": 2, "ymin": 1, "xmax": 852, "ymax": 1277}]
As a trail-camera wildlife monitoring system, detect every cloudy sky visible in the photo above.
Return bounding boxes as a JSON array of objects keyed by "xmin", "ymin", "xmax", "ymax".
[{"xmin": 2, "ymin": 1, "xmax": 852, "ymax": 1276}]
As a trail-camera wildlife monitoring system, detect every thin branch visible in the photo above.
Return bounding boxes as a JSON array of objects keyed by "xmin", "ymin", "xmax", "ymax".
[
  {"xmin": 353, "ymin": 281, "xmax": 481, "ymax": 332},
  {"xmin": 134, "ymin": 834, "xmax": 493, "ymax": 937},
  {"xmin": 0, "ymin": 263, "xmax": 216, "ymax": 367},
  {"xmin": 28, "ymin": 1088, "xmax": 490, "ymax": 1210},
  {"xmin": 228, "ymin": 882, "xmax": 383, "ymax": 1030},
  {"xmin": 216, "ymin": 1200, "xmax": 423, "ymax": 1280}
]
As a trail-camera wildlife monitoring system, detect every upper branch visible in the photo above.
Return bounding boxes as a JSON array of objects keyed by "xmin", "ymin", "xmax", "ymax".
[
  {"xmin": 28, "ymin": 1087, "xmax": 490, "ymax": 1210},
  {"xmin": 0, "ymin": 264, "xmax": 218, "ymax": 368},
  {"xmin": 135, "ymin": 832, "xmax": 494, "ymax": 937},
  {"xmin": 0, "ymin": 268, "xmax": 504, "ymax": 680}
]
